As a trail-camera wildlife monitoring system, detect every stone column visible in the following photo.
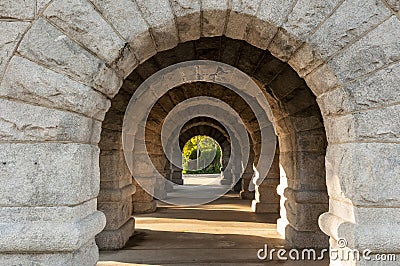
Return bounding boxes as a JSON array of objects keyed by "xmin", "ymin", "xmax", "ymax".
[
  {"xmin": 171, "ymin": 164, "xmax": 184, "ymax": 185},
  {"xmin": 252, "ymin": 147, "xmax": 280, "ymax": 213},
  {"xmin": 240, "ymin": 151, "xmax": 255, "ymax": 200},
  {"xmin": 277, "ymin": 133, "xmax": 329, "ymax": 248},
  {"xmin": 96, "ymin": 149, "xmax": 136, "ymax": 250},
  {"xmin": 132, "ymin": 177, "xmax": 157, "ymax": 213},
  {"xmin": 220, "ymin": 154, "xmax": 232, "ymax": 185},
  {"xmin": 0, "ymin": 142, "xmax": 106, "ymax": 265},
  {"xmin": 163, "ymin": 160, "xmax": 173, "ymax": 192}
]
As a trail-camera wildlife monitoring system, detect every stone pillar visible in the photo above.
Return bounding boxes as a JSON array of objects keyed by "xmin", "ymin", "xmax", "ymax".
[
  {"xmin": 220, "ymin": 154, "xmax": 232, "ymax": 185},
  {"xmin": 132, "ymin": 177, "xmax": 157, "ymax": 213},
  {"xmin": 319, "ymin": 143, "xmax": 400, "ymax": 265},
  {"xmin": 163, "ymin": 160, "xmax": 173, "ymax": 192},
  {"xmin": 96, "ymin": 150, "xmax": 136, "ymax": 250},
  {"xmin": 171, "ymin": 164, "xmax": 184, "ymax": 185},
  {"xmin": 240, "ymin": 151, "xmax": 255, "ymax": 200},
  {"xmin": 252, "ymin": 148, "xmax": 280, "ymax": 213},
  {"xmin": 277, "ymin": 149, "xmax": 329, "ymax": 248},
  {"xmin": 0, "ymin": 143, "xmax": 106, "ymax": 265}
]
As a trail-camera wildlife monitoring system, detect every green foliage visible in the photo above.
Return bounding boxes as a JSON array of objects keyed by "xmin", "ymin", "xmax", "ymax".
[{"xmin": 182, "ymin": 136, "xmax": 221, "ymax": 174}]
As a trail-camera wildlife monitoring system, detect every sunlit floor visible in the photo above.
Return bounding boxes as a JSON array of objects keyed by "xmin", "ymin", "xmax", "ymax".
[{"xmin": 98, "ymin": 176, "xmax": 328, "ymax": 265}]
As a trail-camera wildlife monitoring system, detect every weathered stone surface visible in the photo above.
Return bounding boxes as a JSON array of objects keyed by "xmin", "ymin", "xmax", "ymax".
[
  {"xmin": 328, "ymin": 16, "xmax": 400, "ymax": 83},
  {"xmin": 268, "ymin": 65, "xmax": 305, "ymax": 99},
  {"xmin": 0, "ymin": 0, "xmax": 35, "ymax": 19},
  {"xmin": 0, "ymin": 143, "xmax": 100, "ymax": 206},
  {"xmin": 326, "ymin": 143, "xmax": 400, "ymax": 206},
  {"xmin": 100, "ymin": 150, "xmax": 131, "ymax": 182},
  {"xmin": 256, "ymin": 0, "xmax": 296, "ymax": 26},
  {"xmin": 225, "ymin": 0, "xmax": 261, "ymax": 40},
  {"xmin": 304, "ymin": 63, "xmax": 340, "ymax": 96},
  {"xmin": 18, "ymin": 19, "xmax": 121, "ymax": 98},
  {"xmin": 0, "ymin": 22, "xmax": 30, "ymax": 78},
  {"xmin": 0, "ymin": 210, "xmax": 105, "ymax": 251},
  {"xmin": 325, "ymin": 105, "xmax": 400, "ymax": 143},
  {"xmin": 288, "ymin": 43, "xmax": 324, "ymax": 77},
  {"xmin": 37, "ymin": 0, "xmax": 51, "ymax": 14},
  {"xmin": 98, "ymin": 198, "xmax": 132, "ymax": 230},
  {"xmin": 1, "ymin": 56, "xmax": 110, "ymax": 121},
  {"xmin": 0, "ymin": 99, "xmax": 101, "ymax": 143},
  {"xmin": 310, "ymin": 0, "xmax": 391, "ymax": 60},
  {"xmin": 251, "ymin": 202, "xmax": 279, "ymax": 213},
  {"xmin": 317, "ymin": 63, "xmax": 400, "ymax": 115},
  {"xmin": 267, "ymin": 29, "xmax": 303, "ymax": 62},
  {"xmin": 201, "ymin": 0, "xmax": 228, "ymax": 37},
  {"xmin": 386, "ymin": 0, "xmax": 400, "ymax": 12},
  {"xmin": 0, "ymin": 240, "xmax": 100, "ymax": 266},
  {"xmin": 170, "ymin": 0, "xmax": 201, "ymax": 42},
  {"xmin": 96, "ymin": 218, "xmax": 134, "ymax": 250},
  {"xmin": 98, "ymin": 184, "xmax": 135, "ymax": 203},
  {"xmin": 285, "ymin": 225, "xmax": 328, "ymax": 248},
  {"xmin": 90, "ymin": 0, "xmax": 157, "ymax": 63},
  {"xmin": 44, "ymin": 0, "xmax": 124, "ymax": 64},
  {"xmin": 285, "ymin": 201, "xmax": 328, "ymax": 231},
  {"xmin": 284, "ymin": 0, "xmax": 339, "ymax": 40},
  {"xmin": 279, "ymin": 130, "xmax": 327, "ymax": 153},
  {"xmin": 135, "ymin": 0, "xmax": 179, "ymax": 51},
  {"xmin": 133, "ymin": 200, "xmax": 157, "ymax": 213}
]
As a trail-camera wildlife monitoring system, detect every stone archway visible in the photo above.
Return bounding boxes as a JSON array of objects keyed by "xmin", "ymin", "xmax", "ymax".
[{"xmin": 1, "ymin": 1, "xmax": 399, "ymax": 265}]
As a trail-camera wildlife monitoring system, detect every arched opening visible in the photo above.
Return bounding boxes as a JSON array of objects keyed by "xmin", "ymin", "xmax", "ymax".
[
  {"xmin": 1, "ymin": 1, "xmax": 398, "ymax": 265},
  {"xmin": 181, "ymin": 135, "xmax": 222, "ymax": 176}
]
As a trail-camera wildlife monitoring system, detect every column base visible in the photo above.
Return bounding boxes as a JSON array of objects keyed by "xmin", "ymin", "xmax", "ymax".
[
  {"xmin": 0, "ymin": 240, "xmax": 98, "ymax": 266},
  {"xmin": 96, "ymin": 217, "xmax": 135, "ymax": 250},
  {"xmin": 133, "ymin": 200, "xmax": 157, "ymax": 213},
  {"xmin": 285, "ymin": 224, "xmax": 328, "ymax": 248},
  {"xmin": 171, "ymin": 179, "xmax": 183, "ymax": 185},
  {"xmin": 251, "ymin": 201, "xmax": 279, "ymax": 214},
  {"xmin": 240, "ymin": 190, "xmax": 255, "ymax": 200}
]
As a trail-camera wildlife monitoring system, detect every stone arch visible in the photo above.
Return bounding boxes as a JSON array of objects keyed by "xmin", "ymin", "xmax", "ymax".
[{"xmin": 0, "ymin": 1, "xmax": 399, "ymax": 265}]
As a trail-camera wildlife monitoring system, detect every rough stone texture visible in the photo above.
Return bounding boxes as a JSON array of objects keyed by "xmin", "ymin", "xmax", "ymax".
[
  {"xmin": 386, "ymin": 0, "xmax": 400, "ymax": 12},
  {"xmin": 17, "ymin": 19, "xmax": 122, "ymax": 98},
  {"xmin": 95, "ymin": 218, "xmax": 134, "ymax": 250},
  {"xmin": 288, "ymin": 43, "xmax": 324, "ymax": 77},
  {"xmin": 0, "ymin": 143, "xmax": 100, "ymax": 206},
  {"xmin": 309, "ymin": 0, "xmax": 390, "ymax": 60},
  {"xmin": 225, "ymin": 0, "xmax": 261, "ymax": 40},
  {"xmin": 37, "ymin": 0, "xmax": 52, "ymax": 14},
  {"xmin": 1, "ymin": 56, "xmax": 111, "ymax": 121},
  {"xmin": 170, "ymin": 0, "xmax": 201, "ymax": 42},
  {"xmin": 135, "ymin": 0, "xmax": 179, "ymax": 51},
  {"xmin": 317, "ymin": 62, "xmax": 400, "ymax": 115},
  {"xmin": 267, "ymin": 28, "xmax": 303, "ymax": 62},
  {"xmin": 324, "ymin": 105, "xmax": 400, "ymax": 143},
  {"xmin": 0, "ymin": 0, "xmax": 35, "ymax": 19},
  {"xmin": 0, "ymin": 200, "xmax": 105, "ymax": 251},
  {"xmin": 326, "ymin": 143, "xmax": 400, "ymax": 206},
  {"xmin": 0, "ymin": 99, "xmax": 101, "ymax": 143},
  {"xmin": 0, "ymin": 240, "xmax": 100, "ymax": 266},
  {"xmin": 44, "ymin": 0, "xmax": 125, "ymax": 64},
  {"xmin": 304, "ymin": 63, "xmax": 340, "ymax": 96},
  {"xmin": 98, "ymin": 198, "xmax": 132, "ymax": 231},
  {"xmin": 201, "ymin": 0, "xmax": 228, "ymax": 37},
  {"xmin": 0, "ymin": 22, "xmax": 30, "ymax": 78},
  {"xmin": 284, "ymin": 0, "xmax": 339, "ymax": 40},
  {"xmin": 328, "ymin": 16, "xmax": 400, "ymax": 83},
  {"xmin": 90, "ymin": 0, "xmax": 157, "ymax": 63}
]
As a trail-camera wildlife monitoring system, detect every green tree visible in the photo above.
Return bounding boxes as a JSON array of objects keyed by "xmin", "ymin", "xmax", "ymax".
[{"xmin": 182, "ymin": 136, "xmax": 222, "ymax": 174}]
